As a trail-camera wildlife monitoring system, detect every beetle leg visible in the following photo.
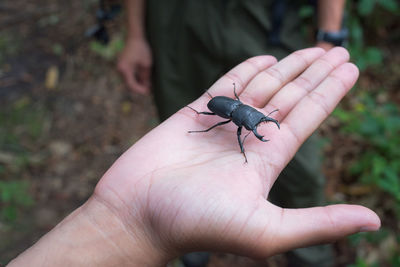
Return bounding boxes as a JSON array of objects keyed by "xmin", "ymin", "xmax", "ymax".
[
  {"xmin": 242, "ymin": 130, "xmax": 251, "ymax": 145},
  {"xmin": 237, "ymin": 126, "xmax": 248, "ymax": 163},
  {"xmin": 188, "ymin": 120, "xmax": 231, "ymax": 133},
  {"xmin": 186, "ymin": 105, "xmax": 215, "ymax": 116}
]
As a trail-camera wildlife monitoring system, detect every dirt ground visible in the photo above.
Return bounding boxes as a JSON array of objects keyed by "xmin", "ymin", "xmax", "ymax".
[{"xmin": 1, "ymin": 0, "xmax": 398, "ymax": 266}]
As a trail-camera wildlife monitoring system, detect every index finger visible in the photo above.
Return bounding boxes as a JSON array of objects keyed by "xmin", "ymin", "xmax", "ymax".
[{"xmin": 192, "ymin": 56, "xmax": 277, "ymax": 107}]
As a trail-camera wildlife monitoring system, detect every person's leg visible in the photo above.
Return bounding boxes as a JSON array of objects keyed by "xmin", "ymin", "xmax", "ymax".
[{"xmin": 146, "ymin": 0, "xmax": 227, "ymax": 121}]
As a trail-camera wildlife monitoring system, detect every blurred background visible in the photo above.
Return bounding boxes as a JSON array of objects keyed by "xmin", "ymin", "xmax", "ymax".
[{"xmin": 0, "ymin": 0, "xmax": 399, "ymax": 266}]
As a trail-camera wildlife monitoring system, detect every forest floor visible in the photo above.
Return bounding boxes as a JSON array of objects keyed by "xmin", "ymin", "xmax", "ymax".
[{"xmin": 1, "ymin": 1, "xmax": 399, "ymax": 266}]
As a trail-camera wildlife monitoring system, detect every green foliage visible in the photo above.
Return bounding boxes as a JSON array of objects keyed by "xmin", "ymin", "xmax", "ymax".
[
  {"xmin": 0, "ymin": 97, "xmax": 46, "ymax": 223},
  {"xmin": 38, "ymin": 14, "xmax": 60, "ymax": 27},
  {"xmin": 334, "ymin": 92, "xmax": 400, "ymax": 263},
  {"xmin": 0, "ymin": 33, "xmax": 20, "ymax": 65},
  {"xmin": 298, "ymin": 0, "xmax": 399, "ymax": 70},
  {"xmin": 347, "ymin": 258, "xmax": 373, "ymax": 267},
  {"xmin": 333, "ymin": 94, "xmax": 400, "ymax": 204},
  {"xmin": 346, "ymin": 0, "xmax": 399, "ymax": 70},
  {"xmin": 348, "ymin": 229, "xmax": 389, "ymax": 246},
  {"xmin": 391, "ymin": 255, "xmax": 400, "ymax": 267},
  {"xmin": 0, "ymin": 97, "xmax": 47, "ymax": 149},
  {"xmin": 0, "ymin": 180, "xmax": 33, "ymax": 222},
  {"xmin": 52, "ymin": 43, "xmax": 64, "ymax": 56},
  {"xmin": 348, "ymin": 229, "xmax": 400, "ymax": 266},
  {"xmin": 89, "ymin": 36, "xmax": 124, "ymax": 61},
  {"xmin": 298, "ymin": 5, "xmax": 315, "ymax": 19},
  {"xmin": 357, "ymin": 0, "xmax": 399, "ymax": 15},
  {"xmin": 333, "ymin": 2, "xmax": 400, "ymax": 259}
]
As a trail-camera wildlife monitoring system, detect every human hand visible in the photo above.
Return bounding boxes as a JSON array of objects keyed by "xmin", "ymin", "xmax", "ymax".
[
  {"xmin": 98, "ymin": 47, "xmax": 380, "ymax": 261},
  {"xmin": 9, "ymin": 47, "xmax": 380, "ymax": 267},
  {"xmin": 117, "ymin": 38, "xmax": 152, "ymax": 94}
]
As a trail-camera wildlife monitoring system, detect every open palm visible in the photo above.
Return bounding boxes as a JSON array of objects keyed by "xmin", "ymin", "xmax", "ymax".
[{"xmin": 95, "ymin": 47, "xmax": 380, "ymax": 260}]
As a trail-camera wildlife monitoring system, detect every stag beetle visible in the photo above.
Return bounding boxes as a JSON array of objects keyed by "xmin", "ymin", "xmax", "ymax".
[{"xmin": 187, "ymin": 83, "xmax": 280, "ymax": 163}]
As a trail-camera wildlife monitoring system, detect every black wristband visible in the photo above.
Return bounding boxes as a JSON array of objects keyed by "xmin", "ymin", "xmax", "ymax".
[{"xmin": 316, "ymin": 28, "xmax": 348, "ymax": 46}]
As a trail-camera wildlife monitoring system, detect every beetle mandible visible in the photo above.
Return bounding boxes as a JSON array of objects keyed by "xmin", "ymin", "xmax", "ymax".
[{"xmin": 187, "ymin": 83, "xmax": 280, "ymax": 163}]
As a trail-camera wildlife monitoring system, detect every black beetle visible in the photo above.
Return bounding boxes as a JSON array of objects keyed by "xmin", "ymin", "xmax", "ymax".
[{"xmin": 187, "ymin": 83, "xmax": 280, "ymax": 163}]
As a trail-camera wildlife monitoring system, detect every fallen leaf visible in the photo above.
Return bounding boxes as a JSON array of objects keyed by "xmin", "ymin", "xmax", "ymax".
[
  {"xmin": 121, "ymin": 101, "xmax": 132, "ymax": 114},
  {"xmin": 45, "ymin": 65, "xmax": 59, "ymax": 89}
]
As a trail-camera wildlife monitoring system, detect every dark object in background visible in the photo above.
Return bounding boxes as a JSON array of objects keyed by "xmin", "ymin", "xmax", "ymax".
[
  {"xmin": 269, "ymin": 0, "xmax": 287, "ymax": 46},
  {"xmin": 187, "ymin": 84, "xmax": 280, "ymax": 163},
  {"xmin": 85, "ymin": 0, "xmax": 121, "ymax": 44},
  {"xmin": 181, "ymin": 252, "xmax": 211, "ymax": 267}
]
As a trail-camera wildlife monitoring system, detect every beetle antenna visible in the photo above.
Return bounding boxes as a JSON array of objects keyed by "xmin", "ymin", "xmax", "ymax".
[
  {"xmin": 233, "ymin": 83, "xmax": 240, "ymax": 101},
  {"xmin": 206, "ymin": 91, "xmax": 213, "ymax": 98},
  {"xmin": 267, "ymin": 108, "xmax": 279, "ymax": 117}
]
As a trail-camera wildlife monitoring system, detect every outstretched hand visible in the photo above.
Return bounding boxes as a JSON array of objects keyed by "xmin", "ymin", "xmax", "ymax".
[
  {"xmin": 9, "ymin": 47, "xmax": 380, "ymax": 267},
  {"xmin": 97, "ymin": 47, "xmax": 380, "ymax": 261}
]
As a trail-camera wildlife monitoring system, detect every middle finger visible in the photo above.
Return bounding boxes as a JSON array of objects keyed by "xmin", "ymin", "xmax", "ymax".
[
  {"xmin": 263, "ymin": 47, "xmax": 350, "ymax": 122},
  {"xmin": 239, "ymin": 47, "xmax": 326, "ymax": 108}
]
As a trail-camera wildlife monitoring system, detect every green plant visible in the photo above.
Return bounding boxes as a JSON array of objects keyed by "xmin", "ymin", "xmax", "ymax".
[
  {"xmin": 0, "ymin": 180, "xmax": 33, "ymax": 222},
  {"xmin": 333, "ymin": 93, "xmax": 400, "ymax": 205},
  {"xmin": 357, "ymin": 0, "xmax": 398, "ymax": 16},
  {"xmin": 333, "ymin": 93, "xmax": 400, "ymax": 265},
  {"xmin": 0, "ymin": 97, "xmax": 46, "ymax": 223},
  {"xmin": 298, "ymin": 0, "xmax": 399, "ymax": 70},
  {"xmin": 346, "ymin": 0, "xmax": 399, "ymax": 70},
  {"xmin": 0, "ymin": 32, "xmax": 21, "ymax": 65},
  {"xmin": 89, "ymin": 36, "xmax": 124, "ymax": 61},
  {"xmin": 347, "ymin": 258, "xmax": 381, "ymax": 267},
  {"xmin": 0, "ymin": 97, "xmax": 47, "ymax": 150},
  {"xmin": 347, "ymin": 228, "xmax": 400, "ymax": 266},
  {"xmin": 348, "ymin": 228, "xmax": 390, "ymax": 246}
]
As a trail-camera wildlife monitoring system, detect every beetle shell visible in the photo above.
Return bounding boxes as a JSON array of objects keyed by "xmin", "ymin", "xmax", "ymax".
[
  {"xmin": 207, "ymin": 96, "xmax": 242, "ymax": 119},
  {"xmin": 231, "ymin": 105, "xmax": 265, "ymax": 130},
  {"xmin": 187, "ymin": 83, "xmax": 280, "ymax": 163}
]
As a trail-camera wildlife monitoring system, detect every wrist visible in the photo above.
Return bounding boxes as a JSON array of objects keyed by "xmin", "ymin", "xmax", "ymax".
[
  {"xmin": 316, "ymin": 28, "xmax": 348, "ymax": 47},
  {"xmin": 126, "ymin": 28, "xmax": 146, "ymax": 40},
  {"xmin": 8, "ymin": 196, "xmax": 168, "ymax": 267},
  {"xmin": 125, "ymin": 35, "xmax": 148, "ymax": 46}
]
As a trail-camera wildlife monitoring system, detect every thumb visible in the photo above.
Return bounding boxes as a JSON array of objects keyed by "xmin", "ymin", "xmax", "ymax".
[{"xmin": 259, "ymin": 203, "xmax": 381, "ymax": 256}]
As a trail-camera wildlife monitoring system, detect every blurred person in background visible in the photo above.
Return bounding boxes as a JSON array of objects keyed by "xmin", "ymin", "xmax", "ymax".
[{"xmin": 117, "ymin": 1, "xmax": 347, "ymax": 266}]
